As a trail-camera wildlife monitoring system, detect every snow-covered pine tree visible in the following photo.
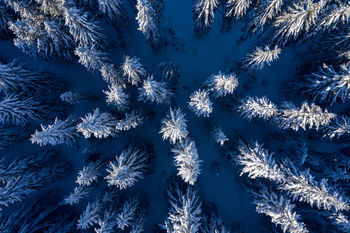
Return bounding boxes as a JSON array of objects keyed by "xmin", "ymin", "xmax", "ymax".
[
  {"xmin": 316, "ymin": 2, "xmax": 350, "ymax": 33},
  {"xmin": 98, "ymin": 0, "xmax": 124, "ymax": 23},
  {"xmin": 323, "ymin": 115, "xmax": 350, "ymax": 139},
  {"xmin": 0, "ymin": 152, "xmax": 55, "ymax": 179},
  {"xmin": 236, "ymin": 141, "xmax": 350, "ymax": 212},
  {"xmin": 162, "ymin": 184, "xmax": 202, "ymax": 233},
  {"xmin": 3, "ymin": 0, "xmax": 35, "ymax": 16},
  {"xmin": 104, "ymin": 147, "xmax": 148, "ymax": 189},
  {"xmin": 8, "ymin": 0, "xmax": 78, "ymax": 57},
  {"xmin": 35, "ymin": 0, "xmax": 62, "ymax": 17},
  {"xmin": 303, "ymin": 63, "xmax": 350, "ymax": 104},
  {"xmin": 75, "ymin": 46, "xmax": 111, "ymax": 72},
  {"xmin": 138, "ymin": 76, "xmax": 173, "ymax": 104},
  {"xmin": 77, "ymin": 200, "xmax": 101, "ymax": 229},
  {"xmin": 0, "ymin": 177, "xmax": 37, "ymax": 210},
  {"xmin": 100, "ymin": 63, "xmax": 125, "ymax": 85},
  {"xmin": 63, "ymin": 185, "xmax": 90, "ymax": 205},
  {"xmin": 0, "ymin": 94, "xmax": 44, "ymax": 125},
  {"xmin": 77, "ymin": 191, "xmax": 118, "ymax": 230},
  {"xmin": 193, "ymin": 0, "xmax": 219, "ymax": 34},
  {"xmin": 60, "ymin": 91, "xmax": 81, "ymax": 104},
  {"xmin": 273, "ymin": 0, "xmax": 327, "ymax": 45},
  {"xmin": 236, "ymin": 141, "xmax": 285, "ymax": 182},
  {"xmin": 188, "ymin": 89, "xmax": 213, "ymax": 117},
  {"xmin": 0, "ymin": 60, "xmax": 51, "ymax": 93},
  {"xmin": 206, "ymin": 71, "xmax": 238, "ymax": 97},
  {"xmin": 115, "ymin": 110, "xmax": 143, "ymax": 131},
  {"xmin": 60, "ymin": 1, "xmax": 105, "ymax": 47},
  {"xmin": 136, "ymin": 0, "xmax": 159, "ymax": 43},
  {"xmin": 242, "ymin": 45, "xmax": 281, "ymax": 70},
  {"xmin": 171, "ymin": 138, "xmax": 202, "ymax": 185},
  {"xmin": 6, "ymin": 0, "xmax": 74, "ymax": 59},
  {"xmin": 329, "ymin": 212, "xmax": 350, "ymax": 233},
  {"xmin": 280, "ymin": 165, "xmax": 350, "ymax": 212},
  {"xmin": 7, "ymin": 18, "xmax": 39, "ymax": 57},
  {"xmin": 0, "ymin": 196, "xmax": 74, "ymax": 232},
  {"xmin": 30, "ymin": 117, "xmax": 79, "ymax": 146},
  {"xmin": 0, "ymin": 153, "xmax": 68, "ymax": 210},
  {"xmin": 253, "ymin": 188, "xmax": 309, "ymax": 233},
  {"xmin": 121, "ymin": 55, "xmax": 146, "ymax": 86},
  {"xmin": 249, "ymin": 0, "xmax": 283, "ymax": 33},
  {"xmin": 103, "ymin": 83, "xmax": 129, "ymax": 112},
  {"xmin": 159, "ymin": 108, "xmax": 189, "ymax": 144},
  {"xmin": 159, "ymin": 61, "xmax": 180, "ymax": 81},
  {"xmin": 94, "ymin": 208, "xmax": 118, "ymax": 233},
  {"xmin": 77, "ymin": 108, "xmax": 117, "ymax": 139},
  {"xmin": 225, "ymin": 0, "xmax": 252, "ymax": 20},
  {"xmin": 237, "ymin": 96, "xmax": 278, "ymax": 121},
  {"xmin": 275, "ymin": 102, "xmax": 336, "ymax": 131},
  {"xmin": 41, "ymin": 19, "xmax": 75, "ymax": 58},
  {"xmin": 116, "ymin": 198, "xmax": 139, "ymax": 230},
  {"xmin": 76, "ymin": 162, "xmax": 102, "ymax": 186},
  {"xmin": 211, "ymin": 127, "xmax": 228, "ymax": 146}
]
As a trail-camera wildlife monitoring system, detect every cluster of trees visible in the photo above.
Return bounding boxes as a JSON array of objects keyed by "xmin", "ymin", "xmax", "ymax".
[
  {"xmin": 0, "ymin": 195, "xmax": 75, "ymax": 232},
  {"xmin": 160, "ymin": 108, "xmax": 202, "ymax": 185},
  {"xmin": 188, "ymin": 71, "xmax": 238, "ymax": 117},
  {"xmin": 76, "ymin": 192, "xmax": 145, "ymax": 232},
  {"xmin": 1, "ymin": 0, "xmax": 162, "ymax": 82},
  {"xmin": 30, "ymin": 107, "xmax": 144, "ymax": 146},
  {"xmin": 235, "ymin": 95, "xmax": 350, "ymax": 141},
  {"xmin": 237, "ymin": 96, "xmax": 338, "ymax": 132},
  {"xmin": 193, "ymin": 0, "xmax": 350, "ymax": 41},
  {"xmin": 59, "ymin": 146, "xmax": 149, "ymax": 232},
  {"xmin": 190, "ymin": 1, "xmax": 350, "ymax": 232},
  {"xmin": 0, "ymin": 60, "xmax": 66, "ymax": 150},
  {"xmin": 232, "ymin": 140, "xmax": 350, "ymax": 232},
  {"xmin": 0, "ymin": 0, "xmax": 349, "ymax": 232},
  {"xmin": 162, "ymin": 182, "xmax": 230, "ymax": 233},
  {"xmin": 29, "ymin": 54, "xmax": 178, "ymax": 146}
]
